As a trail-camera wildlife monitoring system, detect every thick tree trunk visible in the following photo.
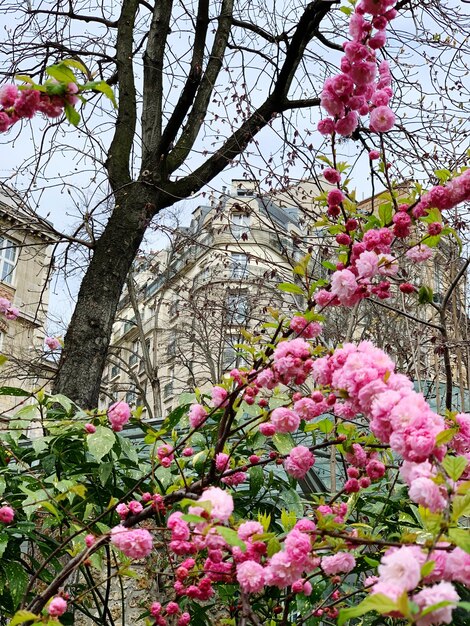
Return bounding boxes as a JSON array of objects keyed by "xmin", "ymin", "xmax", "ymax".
[{"xmin": 53, "ymin": 183, "xmax": 158, "ymax": 408}]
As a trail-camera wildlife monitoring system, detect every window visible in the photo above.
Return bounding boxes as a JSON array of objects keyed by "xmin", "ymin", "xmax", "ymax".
[
  {"xmin": 231, "ymin": 253, "xmax": 248, "ymax": 279},
  {"xmin": 110, "ymin": 364, "xmax": 119, "ymax": 379},
  {"xmin": 223, "ymin": 335, "xmax": 247, "ymax": 370},
  {"xmin": 125, "ymin": 390, "xmax": 136, "ymax": 406},
  {"xmin": 230, "ymin": 213, "xmax": 250, "ymax": 240},
  {"xmin": 169, "ymin": 300, "xmax": 179, "ymax": 318},
  {"xmin": 123, "ymin": 318, "xmax": 136, "ymax": 334},
  {"xmin": 129, "ymin": 339, "xmax": 139, "ymax": 367},
  {"xmin": 226, "ymin": 293, "xmax": 248, "ymax": 325},
  {"xmin": 164, "ymin": 368, "xmax": 174, "ymax": 398},
  {"xmin": 0, "ymin": 238, "xmax": 17, "ymax": 285},
  {"xmin": 168, "ymin": 330, "xmax": 177, "ymax": 357}
]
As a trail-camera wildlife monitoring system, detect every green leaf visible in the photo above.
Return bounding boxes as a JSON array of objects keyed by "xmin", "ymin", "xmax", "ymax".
[
  {"xmin": 3, "ymin": 561, "xmax": 29, "ymax": 609},
  {"xmin": 87, "ymin": 426, "xmax": 116, "ymax": 462},
  {"xmin": 338, "ymin": 593, "xmax": 399, "ymax": 626},
  {"xmin": 272, "ymin": 432, "xmax": 295, "ymax": 455},
  {"xmin": 99, "ymin": 462, "xmax": 113, "ymax": 486},
  {"xmin": 64, "ymin": 102, "xmax": 80, "ymax": 126},
  {"xmin": 280, "ymin": 488, "xmax": 303, "ymax": 518},
  {"xmin": 435, "ymin": 428, "xmax": 457, "ymax": 446},
  {"xmin": 118, "ymin": 435, "xmax": 139, "ymax": 463},
  {"xmin": 418, "ymin": 285, "xmax": 434, "ymax": 305},
  {"xmin": 449, "ymin": 528, "xmax": 470, "ymax": 553},
  {"xmin": 442, "ymin": 455, "xmax": 468, "ymax": 481},
  {"xmin": 280, "ymin": 508, "xmax": 297, "ymax": 532},
  {"xmin": 378, "ymin": 202, "xmax": 393, "ymax": 226},
  {"xmin": 421, "ymin": 560, "xmax": 435, "ymax": 578},
  {"xmin": 0, "ymin": 354, "xmax": 8, "ymax": 367},
  {"xmin": 420, "ymin": 600, "xmax": 456, "ymax": 618},
  {"xmin": 9, "ymin": 611, "xmax": 40, "ymax": 626},
  {"xmin": 321, "ymin": 260, "xmax": 337, "ymax": 271},
  {"xmin": 434, "ymin": 168, "xmax": 452, "ymax": 183},
  {"xmin": 47, "ymin": 393, "xmax": 73, "ymax": 413},
  {"xmin": 15, "ymin": 75, "xmax": 35, "ymax": 84},
  {"xmin": 46, "ymin": 63, "xmax": 77, "ymax": 83},
  {"xmin": 277, "ymin": 282, "xmax": 304, "ymax": 295},
  {"xmin": 257, "ymin": 511, "xmax": 271, "ymax": 532},
  {"xmin": 0, "ymin": 386, "xmax": 30, "ymax": 396},
  {"xmin": 423, "ymin": 234, "xmax": 441, "ymax": 248},
  {"xmin": 266, "ymin": 536, "xmax": 281, "ymax": 557},
  {"xmin": 249, "ymin": 465, "xmax": 264, "ymax": 496},
  {"xmin": 420, "ymin": 206, "xmax": 442, "ymax": 224},
  {"xmin": 181, "ymin": 514, "xmax": 206, "ymax": 524},
  {"xmin": 61, "ymin": 58, "xmax": 87, "ymax": 73},
  {"xmin": 0, "ymin": 476, "xmax": 5, "ymax": 497},
  {"xmin": 82, "ymin": 80, "xmax": 117, "ymax": 107},
  {"xmin": 0, "ymin": 533, "xmax": 8, "ymax": 559},
  {"xmin": 452, "ymin": 492, "xmax": 470, "ymax": 521},
  {"xmin": 316, "ymin": 417, "xmax": 334, "ymax": 434},
  {"xmin": 215, "ymin": 526, "xmax": 246, "ymax": 551}
]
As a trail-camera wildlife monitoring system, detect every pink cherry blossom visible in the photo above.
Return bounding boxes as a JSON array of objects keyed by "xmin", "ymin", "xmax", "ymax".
[
  {"xmin": 378, "ymin": 545, "xmax": 424, "ymax": 591},
  {"xmin": 48, "ymin": 596, "xmax": 68, "ymax": 617},
  {"xmin": 270, "ymin": 407, "xmax": 300, "ymax": 433},
  {"xmin": 211, "ymin": 385, "xmax": 228, "ymax": 408},
  {"xmin": 196, "ymin": 487, "xmax": 234, "ymax": 522},
  {"xmin": 236, "ymin": 560, "xmax": 266, "ymax": 593},
  {"xmin": 107, "ymin": 401, "xmax": 131, "ymax": 432},
  {"xmin": 284, "ymin": 445, "xmax": 315, "ymax": 479},
  {"xmin": 110, "ymin": 526, "xmax": 153, "ymax": 559},
  {"xmin": 321, "ymin": 552, "xmax": 356, "ymax": 575},
  {"xmin": 189, "ymin": 403, "xmax": 207, "ymax": 428},
  {"xmin": 370, "ymin": 105, "xmax": 396, "ymax": 132},
  {"xmin": 0, "ymin": 506, "xmax": 14, "ymax": 523},
  {"xmin": 406, "ymin": 244, "xmax": 434, "ymax": 262},
  {"xmin": 413, "ymin": 581, "xmax": 459, "ymax": 626},
  {"xmin": 408, "ymin": 477, "xmax": 447, "ymax": 512}
]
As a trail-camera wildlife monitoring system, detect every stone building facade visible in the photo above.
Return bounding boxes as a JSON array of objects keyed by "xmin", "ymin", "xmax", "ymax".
[{"xmin": 0, "ymin": 184, "xmax": 56, "ymax": 412}]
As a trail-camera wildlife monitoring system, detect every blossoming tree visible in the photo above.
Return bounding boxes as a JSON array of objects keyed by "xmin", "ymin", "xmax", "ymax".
[{"xmin": 0, "ymin": 0, "xmax": 470, "ymax": 625}]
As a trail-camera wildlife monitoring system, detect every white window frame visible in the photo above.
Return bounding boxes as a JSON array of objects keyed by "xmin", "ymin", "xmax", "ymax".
[
  {"xmin": 230, "ymin": 213, "xmax": 250, "ymax": 240},
  {"xmin": 226, "ymin": 293, "xmax": 248, "ymax": 325},
  {"xmin": 231, "ymin": 253, "xmax": 248, "ymax": 279},
  {"xmin": 0, "ymin": 238, "xmax": 18, "ymax": 286}
]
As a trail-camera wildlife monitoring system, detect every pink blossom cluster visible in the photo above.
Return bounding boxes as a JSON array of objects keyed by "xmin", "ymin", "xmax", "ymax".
[
  {"xmin": 237, "ymin": 520, "xmax": 320, "ymax": 593},
  {"xmin": 110, "ymin": 525, "xmax": 153, "ymax": 559},
  {"xmin": 107, "ymin": 400, "xmax": 131, "ymax": 431},
  {"xmin": 45, "ymin": 336, "xmax": 61, "ymax": 350},
  {"xmin": 0, "ymin": 505, "xmax": 14, "ymax": 523},
  {"xmin": 213, "ymin": 448, "xmax": 247, "ymax": 486},
  {"xmin": 149, "ymin": 600, "xmax": 190, "ymax": 626},
  {"xmin": 321, "ymin": 551, "xmax": 356, "ymax": 576},
  {"xmin": 412, "ymin": 168, "xmax": 470, "ymax": 218},
  {"xmin": 343, "ymin": 444, "xmax": 386, "ymax": 493},
  {"xmin": 116, "ymin": 499, "xmax": 144, "ymax": 519},
  {"xmin": 0, "ymin": 296, "xmax": 19, "ymax": 320},
  {"xmin": 47, "ymin": 596, "xmax": 68, "ymax": 617},
  {"xmin": 311, "ymin": 341, "xmax": 458, "ymax": 510},
  {"xmin": 316, "ymin": 502, "xmax": 349, "ymax": 524},
  {"xmin": 315, "ymin": 228, "xmax": 399, "ymax": 308},
  {"xmin": 371, "ymin": 545, "xmax": 466, "ymax": 625},
  {"xmin": 289, "ymin": 316, "xmax": 323, "ymax": 339},
  {"xmin": 0, "ymin": 82, "xmax": 79, "ymax": 132},
  {"xmin": 157, "ymin": 444, "xmax": 174, "ymax": 468},
  {"xmin": 284, "ymin": 445, "xmax": 315, "ymax": 479},
  {"xmin": 318, "ymin": 0, "xmax": 397, "ymax": 137},
  {"xmin": 167, "ymin": 491, "xmax": 329, "ymax": 600},
  {"xmin": 188, "ymin": 403, "xmax": 207, "ymax": 428}
]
